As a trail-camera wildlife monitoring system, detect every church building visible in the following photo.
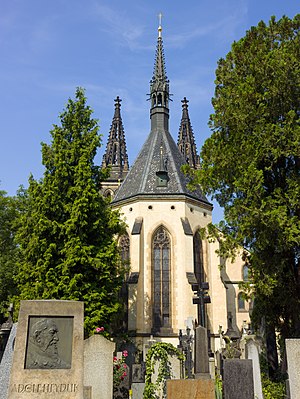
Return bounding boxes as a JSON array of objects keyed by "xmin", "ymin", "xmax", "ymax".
[{"xmin": 101, "ymin": 20, "xmax": 251, "ymax": 354}]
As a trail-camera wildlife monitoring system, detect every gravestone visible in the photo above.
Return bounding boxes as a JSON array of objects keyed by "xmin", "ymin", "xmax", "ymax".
[
  {"xmin": 0, "ymin": 324, "xmax": 17, "ymax": 399},
  {"xmin": 8, "ymin": 300, "xmax": 84, "ymax": 399},
  {"xmin": 166, "ymin": 379, "xmax": 215, "ymax": 399},
  {"xmin": 131, "ymin": 383, "xmax": 145, "ymax": 399},
  {"xmin": 84, "ymin": 334, "xmax": 115, "ymax": 399},
  {"xmin": 223, "ymin": 359, "xmax": 254, "ymax": 399},
  {"xmin": 245, "ymin": 338, "xmax": 263, "ymax": 399},
  {"xmin": 286, "ymin": 339, "xmax": 300, "ymax": 399},
  {"xmin": 194, "ymin": 326, "xmax": 209, "ymax": 377}
]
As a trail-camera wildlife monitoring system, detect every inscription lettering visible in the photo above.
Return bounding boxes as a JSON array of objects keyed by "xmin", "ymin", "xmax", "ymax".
[{"xmin": 13, "ymin": 383, "xmax": 79, "ymax": 394}]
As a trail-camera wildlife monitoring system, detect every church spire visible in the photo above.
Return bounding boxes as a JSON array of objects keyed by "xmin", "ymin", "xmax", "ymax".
[
  {"xmin": 149, "ymin": 14, "xmax": 170, "ymax": 132},
  {"xmin": 177, "ymin": 97, "xmax": 200, "ymax": 169},
  {"xmin": 102, "ymin": 96, "xmax": 129, "ymax": 180}
]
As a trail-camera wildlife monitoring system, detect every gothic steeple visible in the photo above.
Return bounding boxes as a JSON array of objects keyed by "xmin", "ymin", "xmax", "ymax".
[
  {"xmin": 177, "ymin": 97, "xmax": 200, "ymax": 169},
  {"xmin": 149, "ymin": 14, "xmax": 170, "ymax": 132},
  {"xmin": 101, "ymin": 97, "xmax": 129, "ymax": 196},
  {"xmin": 112, "ymin": 18, "xmax": 210, "ymax": 208}
]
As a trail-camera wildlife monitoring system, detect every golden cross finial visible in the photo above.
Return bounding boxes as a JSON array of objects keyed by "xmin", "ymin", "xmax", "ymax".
[{"xmin": 158, "ymin": 12, "xmax": 163, "ymax": 38}]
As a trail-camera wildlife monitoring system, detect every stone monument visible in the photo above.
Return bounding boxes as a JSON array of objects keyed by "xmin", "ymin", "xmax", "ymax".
[
  {"xmin": 194, "ymin": 326, "xmax": 209, "ymax": 378},
  {"xmin": 84, "ymin": 334, "xmax": 115, "ymax": 399},
  {"xmin": 0, "ymin": 324, "xmax": 17, "ymax": 399},
  {"xmin": 286, "ymin": 338, "xmax": 300, "ymax": 399},
  {"xmin": 8, "ymin": 300, "xmax": 84, "ymax": 399},
  {"xmin": 223, "ymin": 359, "xmax": 254, "ymax": 399},
  {"xmin": 245, "ymin": 337, "xmax": 263, "ymax": 399}
]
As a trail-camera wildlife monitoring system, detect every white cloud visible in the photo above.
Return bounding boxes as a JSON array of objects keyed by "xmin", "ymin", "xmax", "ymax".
[
  {"xmin": 166, "ymin": 1, "xmax": 248, "ymax": 48},
  {"xmin": 91, "ymin": 2, "xmax": 149, "ymax": 50}
]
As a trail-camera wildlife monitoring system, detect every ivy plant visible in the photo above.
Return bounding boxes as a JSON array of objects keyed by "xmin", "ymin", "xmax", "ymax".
[{"xmin": 143, "ymin": 342, "xmax": 184, "ymax": 399}]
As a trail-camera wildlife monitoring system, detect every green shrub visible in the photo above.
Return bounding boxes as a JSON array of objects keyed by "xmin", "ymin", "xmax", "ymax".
[{"xmin": 261, "ymin": 373, "xmax": 286, "ymax": 399}]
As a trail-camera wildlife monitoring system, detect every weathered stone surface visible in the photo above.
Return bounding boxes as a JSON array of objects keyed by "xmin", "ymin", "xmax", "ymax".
[
  {"xmin": 131, "ymin": 383, "xmax": 145, "ymax": 399},
  {"xmin": 84, "ymin": 334, "xmax": 115, "ymax": 399},
  {"xmin": 286, "ymin": 339, "xmax": 300, "ymax": 399},
  {"xmin": 245, "ymin": 338, "xmax": 263, "ymax": 399},
  {"xmin": 223, "ymin": 359, "xmax": 254, "ymax": 399},
  {"xmin": 166, "ymin": 379, "xmax": 215, "ymax": 399},
  {"xmin": 0, "ymin": 324, "xmax": 17, "ymax": 399},
  {"xmin": 83, "ymin": 386, "xmax": 92, "ymax": 399},
  {"xmin": 8, "ymin": 300, "xmax": 84, "ymax": 399},
  {"xmin": 194, "ymin": 326, "xmax": 209, "ymax": 374}
]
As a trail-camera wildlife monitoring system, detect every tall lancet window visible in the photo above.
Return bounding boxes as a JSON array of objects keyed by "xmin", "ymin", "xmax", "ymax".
[
  {"xmin": 193, "ymin": 231, "xmax": 205, "ymax": 285},
  {"xmin": 152, "ymin": 226, "xmax": 171, "ymax": 331},
  {"xmin": 120, "ymin": 233, "xmax": 130, "ymax": 265},
  {"xmin": 118, "ymin": 233, "xmax": 130, "ymax": 331}
]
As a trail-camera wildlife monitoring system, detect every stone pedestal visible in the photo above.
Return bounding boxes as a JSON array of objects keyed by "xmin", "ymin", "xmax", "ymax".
[{"xmin": 167, "ymin": 379, "xmax": 214, "ymax": 399}]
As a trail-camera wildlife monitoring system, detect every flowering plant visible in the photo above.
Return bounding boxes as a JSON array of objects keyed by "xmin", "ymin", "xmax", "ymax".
[
  {"xmin": 95, "ymin": 326, "xmax": 105, "ymax": 334},
  {"xmin": 113, "ymin": 350, "xmax": 128, "ymax": 386}
]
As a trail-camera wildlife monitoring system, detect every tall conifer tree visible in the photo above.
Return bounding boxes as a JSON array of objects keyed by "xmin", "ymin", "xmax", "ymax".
[
  {"xmin": 189, "ymin": 15, "xmax": 300, "ymax": 361},
  {"xmin": 16, "ymin": 88, "xmax": 126, "ymax": 336}
]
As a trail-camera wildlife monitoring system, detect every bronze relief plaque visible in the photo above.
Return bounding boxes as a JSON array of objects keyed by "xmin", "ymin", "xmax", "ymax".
[{"xmin": 24, "ymin": 316, "xmax": 73, "ymax": 369}]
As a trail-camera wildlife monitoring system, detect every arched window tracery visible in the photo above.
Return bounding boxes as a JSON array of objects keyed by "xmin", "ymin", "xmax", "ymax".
[{"xmin": 152, "ymin": 226, "xmax": 171, "ymax": 331}]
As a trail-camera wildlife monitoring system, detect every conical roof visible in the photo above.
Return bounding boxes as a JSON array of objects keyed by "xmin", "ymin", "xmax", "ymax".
[{"xmin": 112, "ymin": 127, "xmax": 210, "ymax": 205}]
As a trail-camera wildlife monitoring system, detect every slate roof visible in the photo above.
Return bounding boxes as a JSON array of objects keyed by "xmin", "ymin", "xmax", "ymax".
[{"xmin": 112, "ymin": 127, "xmax": 211, "ymax": 206}]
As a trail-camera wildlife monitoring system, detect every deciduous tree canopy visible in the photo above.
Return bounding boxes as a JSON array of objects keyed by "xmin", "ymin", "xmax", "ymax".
[
  {"xmin": 191, "ymin": 15, "xmax": 300, "ymax": 341},
  {"xmin": 16, "ymin": 88, "xmax": 126, "ymax": 336}
]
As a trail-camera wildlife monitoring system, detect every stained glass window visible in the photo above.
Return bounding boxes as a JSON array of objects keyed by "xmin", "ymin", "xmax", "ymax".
[{"xmin": 152, "ymin": 226, "xmax": 171, "ymax": 330}]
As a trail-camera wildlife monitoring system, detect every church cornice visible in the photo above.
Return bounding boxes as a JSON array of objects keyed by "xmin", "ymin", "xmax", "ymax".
[{"xmin": 111, "ymin": 193, "xmax": 213, "ymax": 211}]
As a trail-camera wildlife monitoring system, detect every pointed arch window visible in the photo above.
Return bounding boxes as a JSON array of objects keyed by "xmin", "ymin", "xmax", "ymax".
[
  {"xmin": 152, "ymin": 226, "xmax": 171, "ymax": 331},
  {"xmin": 193, "ymin": 231, "xmax": 205, "ymax": 287},
  {"xmin": 238, "ymin": 292, "xmax": 246, "ymax": 311},
  {"xmin": 120, "ymin": 233, "xmax": 130, "ymax": 261}
]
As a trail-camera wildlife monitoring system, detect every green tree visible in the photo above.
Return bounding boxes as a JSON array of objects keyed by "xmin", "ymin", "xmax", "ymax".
[
  {"xmin": 16, "ymin": 88, "xmax": 126, "ymax": 336},
  {"xmin": 189, "ymin": 15, "xmax": 300, "ymax": 356},
  {"xmin": 0, "ymin": 190, "xmax": 21, "ymax": 323}
]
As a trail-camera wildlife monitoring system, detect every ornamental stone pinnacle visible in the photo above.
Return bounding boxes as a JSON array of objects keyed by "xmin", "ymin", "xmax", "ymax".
[
  {"xmin": 177, "ymin": 97, "xmax": 200, "ymax": 169},
  {"xmin": 102, "ymin": 96, "xmax": 129, "ymax": 180}
]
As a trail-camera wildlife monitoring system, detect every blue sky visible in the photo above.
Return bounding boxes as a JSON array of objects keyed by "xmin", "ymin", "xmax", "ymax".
[{"xmin": 1, "ymin": 0, "xmax": 299, "ymax": 222}]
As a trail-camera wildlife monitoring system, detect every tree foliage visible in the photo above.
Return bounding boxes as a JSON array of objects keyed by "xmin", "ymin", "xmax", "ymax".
[
  {"xmin": 190, "ymin": 15, "xmax": 300, "ymax": 340},
  {"xmin": 16, "ymin": 88, "xmax": 126, "ymax": 336},
  {"xmin": 0, "ymin": 190, "xmax": 24, "ymax": 323}
]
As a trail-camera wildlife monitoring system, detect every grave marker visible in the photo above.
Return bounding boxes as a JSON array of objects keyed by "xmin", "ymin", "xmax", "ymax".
[
  {"xmin": 286, "ymin": 338, "xmax": 300, "ymax": 399},
  {"xmin": 223, "ymin": 359, "xmax": 254, "ymax": 399},
  {"xmin": 8, "ymin": 300, "xmax": 84, "ymax": 399}
]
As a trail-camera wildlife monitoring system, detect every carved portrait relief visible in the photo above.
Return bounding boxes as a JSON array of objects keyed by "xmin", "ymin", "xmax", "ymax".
[{"xmin": 24, "ymin": 316, "xmax": 73, "ymax": 369}]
